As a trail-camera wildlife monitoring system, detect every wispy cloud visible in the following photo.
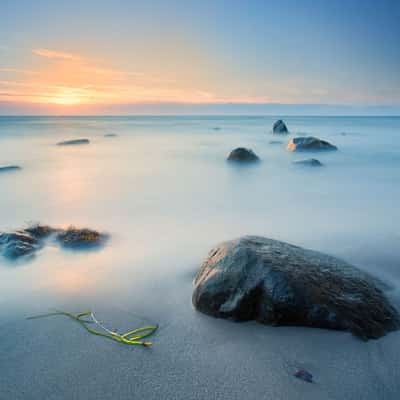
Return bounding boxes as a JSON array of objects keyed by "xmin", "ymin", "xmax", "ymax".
[
  {"xmin": 32, "ymin": 48, "xmax": 79, "ymax": 60},
  {"xmin": 1, "ymin": 47, "xmax": 282, "ymax": 106},
  {"xmin": 0, "ymin": 68, "xmax": 39, "ymax": 75}
]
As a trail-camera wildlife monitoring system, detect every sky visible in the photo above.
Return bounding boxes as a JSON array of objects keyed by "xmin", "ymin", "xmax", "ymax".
[{"xmin": 1, "ymin": 0, "xmax": 400, "ymax": 115}]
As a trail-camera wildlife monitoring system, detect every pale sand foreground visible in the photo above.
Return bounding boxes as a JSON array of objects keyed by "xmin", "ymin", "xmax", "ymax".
[{"xmin": 1, "ymin": 270, "xmax": 400, "ymax": 400}]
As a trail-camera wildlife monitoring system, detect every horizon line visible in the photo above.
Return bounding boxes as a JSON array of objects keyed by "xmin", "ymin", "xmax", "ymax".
[{"xmin": 1, "ymin": 114, "xmax": 400, "ymax": 118}]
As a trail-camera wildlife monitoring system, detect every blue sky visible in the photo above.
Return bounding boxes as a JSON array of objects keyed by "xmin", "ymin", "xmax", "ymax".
[{"xmin": 1, "ymin": 0, "xmax": 399, "ymax": 114}]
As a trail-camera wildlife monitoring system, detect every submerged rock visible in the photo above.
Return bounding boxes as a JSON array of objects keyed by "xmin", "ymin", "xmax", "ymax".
[
  {"xmin": 192, "ymin": 236, "xmax": 399, "ymax": 339},
  {"xmin": 0, "ymin": 231, "xmax": 39, "ymax": 259},
  {"xmin": 56, "ymin": 226, "xmax": 107, "ymax": 249},
  {"xmin": 57, "ymin": 139, "xmax": 90, "ymax": 146},
  {"xmin": 269, "ymin": 140, "xmax": 283, "ymax": 145},
  {"xmin": 25, "ymin": 224, "xmax": 58, "ymax": 239},
  {"xmin": 294, "ymin": 369, "xmax": 313, "ymax": 383},
  {"xmin": 273, "ymin": 120, "xmax": 289, "ymax": 134},
  {"xmin": 293, "ymin": 158, "xmax": 323, "ymax": 167},
  {"xmin": 227, "ymin": 148, "xmax": 259, "ymax": 162},
  {"xmin": 288, "ymin": 137, "xmax": 337, "ymax": 152},
  {"xmin": 0, "ymin": 165, "xmax": 21, "ymax": 173},
  {"xmin": 0, "ymin": 224, "xmax": 107, "ymax": 260}
]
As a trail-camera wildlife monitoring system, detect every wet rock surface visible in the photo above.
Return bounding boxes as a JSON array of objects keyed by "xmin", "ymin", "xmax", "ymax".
[
  {"xmin": 227, "ymin": 148, "xmax": 259, "ymax": 162},
  {"xmin": 0, "ymin": 231, "xmax": 40, "ymax": 258},
  {"xmin": 294, "ymin": 369, "xmax": 313, "ymax": 383},
  {"xmin": 288, "ymin": 137, "xmax": 337, "ymax": 152},
  {"xmin": 269, "ymin": 140, "xmax": 283, "ymax": 145},
  {"xmin": 0, "ymin": 165, "xmax": 21, "ymax": 173},
  {"xmin": 293, "ymin": 158, "xmax": 323, "ymax": 167},
  {"xmin": 57, "ymin": 139, "xmax": 90, "ymax": 146},
  {"xmin": 56, "ymin": 226, "xmax": 107, "ymax": 249},
  {"xmin": 192, "ymin": 236, "xmax": 400, "ymax": 339},
  {"xmin": 273, "ymin": 120, "xmax": 289, "ymax": 134},
  {"xmin": 0, "ymin": 224, "xmax": 107, "ymax": 260}
]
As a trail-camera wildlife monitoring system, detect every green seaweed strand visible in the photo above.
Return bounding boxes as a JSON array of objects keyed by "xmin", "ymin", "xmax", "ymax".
[{"xmin": 27, "ymin": 310, "xmax": 158, "ymax": 347}]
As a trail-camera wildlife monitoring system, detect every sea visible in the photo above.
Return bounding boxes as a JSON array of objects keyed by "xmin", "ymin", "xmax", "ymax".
[{"xmin": 0, "ymin": 115, "xmax": 399, "ymax": 399}]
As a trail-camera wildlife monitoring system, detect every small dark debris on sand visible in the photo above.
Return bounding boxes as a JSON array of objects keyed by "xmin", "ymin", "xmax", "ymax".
[
  {"xmin": 104, "ymin": 133, "xmax": 118, "ymax": 137},
  {"xmin": 57, "ymin": 139, "xmax": 90, "ymax": 146},
  {"xmin": 0, "ymin": 165, "xmax": 21, "ymax": 173},
  {"xmin": 294, "ymin": 369, "xmax": 313, "ymax": 383}
]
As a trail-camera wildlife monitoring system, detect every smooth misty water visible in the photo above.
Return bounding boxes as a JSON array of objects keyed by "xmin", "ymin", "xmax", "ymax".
[{"xmin": 0, "ymin": 116, "xmax": 400, "ymax": 400}]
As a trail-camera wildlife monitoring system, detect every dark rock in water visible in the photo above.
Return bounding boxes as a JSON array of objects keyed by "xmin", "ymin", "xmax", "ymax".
[
  {"xmin": 288, "ymin": 137, "xmax": 337, "ymax": 152},
  {"xmin": 294, "ymin": 369, "xmax": 313, "ymax": 383},
  {"xmin": 269, "ymin": 140, "xmax": 283, "ymax": 145},
  {"xmin": 0, "ymin": 231, "xmax": 39, "ymax": 259},
  {"xmin": 0, "ymin": 224, "xmax": 107, "ymax": 260},
  {"xmin": 0, "ymin": 165, "xmax": 21, "ymax": 173},
  {"xmin": 212, "ymin": 127, "xmax": 222, "ymax": 131},
  {"xmin": 104, "ymin": 133, "xmax": 118, "ymax": 137},
  {"xmin": 293, "ymin": 158, "xmax": 323, "ymax": 167},
  {"xmin": 227, "ymin": 148, "xmax": 259, "ymax": 162},
  {"xmin": 192, "ymin": 236, "xmax": 400, "ymax": 339},
  {"xmin": 273, "ymin": 120, "xmax": 289, "ymax": 134},
  {"xmin": 56, "ymin": 226, "xmax": 107, "ymax": 249},
  {"xmin": 57, "ymin": 139, "xmax": 90, "ymax": 146},
  {"xmin": 25, "ymin": 224, "xmax": 58, "ymax": 239}
]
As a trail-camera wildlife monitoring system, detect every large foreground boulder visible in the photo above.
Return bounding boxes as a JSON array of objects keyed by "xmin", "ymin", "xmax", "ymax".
[
  {"xmin": 227, "ymin": 148, "xmax": 259, "ymax": 162},
  {"xmin": 288, "ymin": 137, "xmax": 337, "ymax": 151},
  {"xmin": 192, "ymin": 236, "xmax": 399, "ymax": 339},
  {"xmin": 273, "ymin": 120, "xmax": 289, "ymax": 134}
]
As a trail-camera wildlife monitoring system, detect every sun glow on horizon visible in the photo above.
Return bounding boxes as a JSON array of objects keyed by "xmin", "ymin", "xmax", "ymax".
[
  {"xmin": 48, "ymin": 88, "xmax": 88, "ymax": 105},
  {"xmin": 0, "ymin": 47, "xmax": 275, "ymax": 110}
]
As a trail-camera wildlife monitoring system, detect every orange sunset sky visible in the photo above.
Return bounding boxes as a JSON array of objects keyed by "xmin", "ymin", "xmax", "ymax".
[{"xmin": 1, "ymin": 1, "xmax": 399, "ymax": 114}]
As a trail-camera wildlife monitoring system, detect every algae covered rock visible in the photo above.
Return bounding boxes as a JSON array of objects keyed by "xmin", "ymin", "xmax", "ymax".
[
  {"xmin": 0, "ymin": 224, "xmax": 107, "ymax": 260},
  {"xmin": 56, "ymin": 226, "xmax": 107, "ymax": 249}
]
